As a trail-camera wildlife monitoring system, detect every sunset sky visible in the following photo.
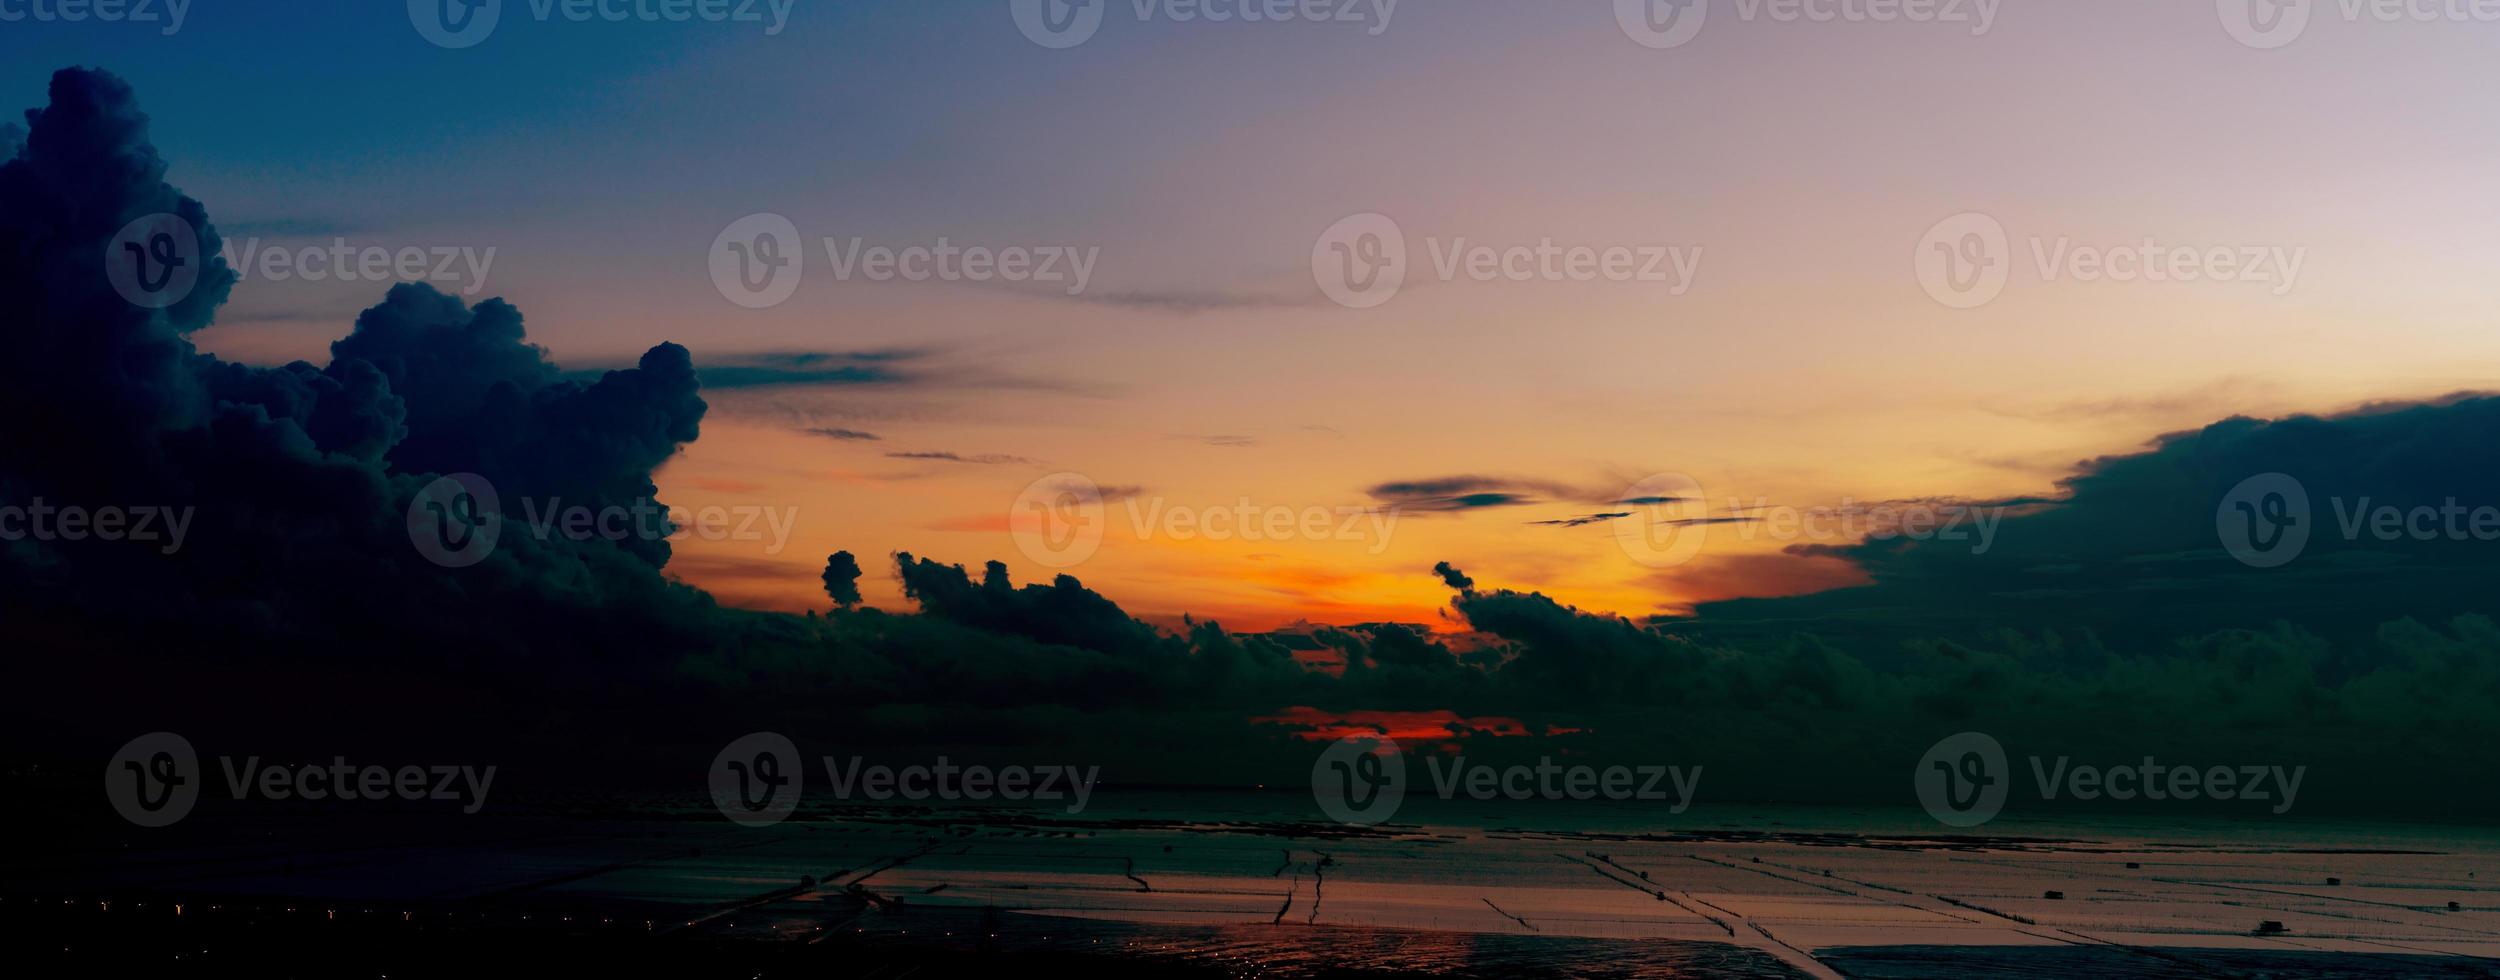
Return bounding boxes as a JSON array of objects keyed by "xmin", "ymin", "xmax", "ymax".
[{"xmin": 12, "ymin": 2, "xmax": 2499, "ymax": 629}]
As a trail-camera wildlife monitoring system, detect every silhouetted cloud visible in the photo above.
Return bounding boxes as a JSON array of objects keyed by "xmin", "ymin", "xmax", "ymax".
[
  {"xmin": 0, "ymin": 67, "xmax": 717, "ymax": 670},
  {"xmin": 1688, "ymin": 399, "xmax": 2500, "ymax": 649},
  {"xmin": 808, "ymin": 427, "xmax": 881, "ymax": 441}
]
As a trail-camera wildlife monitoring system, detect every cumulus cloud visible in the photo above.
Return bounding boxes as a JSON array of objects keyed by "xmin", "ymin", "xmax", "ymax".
[{"xmin": 0, "ymin": 68, "xmax": 716, "ymax": 670}]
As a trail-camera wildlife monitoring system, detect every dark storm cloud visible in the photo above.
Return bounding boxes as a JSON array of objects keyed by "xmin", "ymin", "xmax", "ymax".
[
  {"xmin": 1688, "ymin": 399, "xmax": 2500, "ymax": 648},
  {"xmin": 0, "ymin": 68, "xmax": 718, "ymax": 669}
]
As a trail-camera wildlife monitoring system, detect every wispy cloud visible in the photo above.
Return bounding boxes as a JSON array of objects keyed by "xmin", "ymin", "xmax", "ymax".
[
  {"xmin": 1367, "ymin": 475, "xmax": 1594, "ymax": 513},
  {"xmin": 887, "ymin": 451, "xmax": 1036, "ymax": 465},
  {"xmin": 1528, "ymin": 512, "xmax": 1633, "ymax": 528}
]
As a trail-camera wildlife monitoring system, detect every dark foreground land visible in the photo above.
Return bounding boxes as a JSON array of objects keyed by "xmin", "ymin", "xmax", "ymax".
[
  {"xmin": 12, "ymin": 893, "xmax": 2500, "ymax": 979},
  {"xmin": 12, "ymin": 795, "xmax": 2500, "ymax": 978}
]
